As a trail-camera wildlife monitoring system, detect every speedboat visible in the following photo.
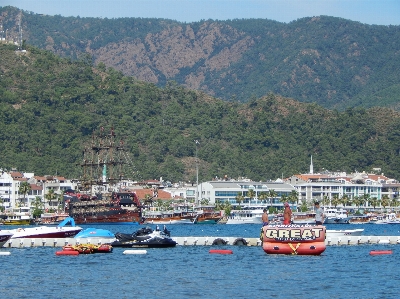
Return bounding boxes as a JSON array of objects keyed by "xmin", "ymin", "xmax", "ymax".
[
  {"xmin": 7, "ymin": 217, "xmax": 82, "ymax": 239},
  {"xmin": 0, "ymin": 231, "xmax": 14, "ymax": 247},
  {"xmin": 111, "ymin": 225, "xmax": 177, "ymax": 248},
  {"xmin": 326, "ymin": 228, "xmax": 364, "ymax": 237}
]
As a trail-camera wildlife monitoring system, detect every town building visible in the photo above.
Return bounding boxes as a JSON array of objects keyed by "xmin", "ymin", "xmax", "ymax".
[{"xmin": 197, "ymin": 179, "xmax": 296, "ymax": 207}]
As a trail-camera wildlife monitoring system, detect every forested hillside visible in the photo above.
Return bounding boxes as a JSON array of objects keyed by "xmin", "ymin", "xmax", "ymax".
[
  {"xmin": 1, "ymin": 6, "xmax": 400, "ymax": 110},
  {"xmin": 1, "ymin": 44, "xmax": 400, "ymax": 181}
]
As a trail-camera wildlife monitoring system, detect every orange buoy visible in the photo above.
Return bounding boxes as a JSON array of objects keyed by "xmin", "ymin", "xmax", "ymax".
[
  {"xmin": 209, "ymin": 249, "xmax": 233, "ymax": 254},
  {"xmin": 370, "ymin": 250, "xmax": 393, "ymax": 255},
  {"xmin": 56, "ymin": 250, "xmax": 79, "ymax": 256}
]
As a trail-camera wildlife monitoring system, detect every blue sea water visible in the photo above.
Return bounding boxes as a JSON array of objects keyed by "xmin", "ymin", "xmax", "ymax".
[{"xmin": 1, "ymin": 223, "xmax": 400, "ymax": 299}]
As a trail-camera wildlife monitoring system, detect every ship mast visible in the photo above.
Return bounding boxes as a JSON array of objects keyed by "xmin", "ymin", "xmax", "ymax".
[{"xmin": 80, "ymin": 127, "xmax": 130, "ymax": 194}]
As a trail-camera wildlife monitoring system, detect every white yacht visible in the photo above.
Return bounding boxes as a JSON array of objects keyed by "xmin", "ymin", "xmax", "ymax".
[
  {"xmin": 225, "ymin": 209, "xmax": 263, "ymax": 224},
  {"xmin": 324, "ymin": 208, "xmax": 350, "ymax": 224}
]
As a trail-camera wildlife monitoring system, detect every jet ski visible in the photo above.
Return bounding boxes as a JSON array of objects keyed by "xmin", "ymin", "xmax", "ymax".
[{"xmin": 111, "ymin": 225, "xmax": 177, "ymax": 248}]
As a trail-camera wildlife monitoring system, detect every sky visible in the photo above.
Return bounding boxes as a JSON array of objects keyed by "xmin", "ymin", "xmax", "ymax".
[{"xmin": 1, "ymin": 0, "xmax": 399, "ymax": 25}]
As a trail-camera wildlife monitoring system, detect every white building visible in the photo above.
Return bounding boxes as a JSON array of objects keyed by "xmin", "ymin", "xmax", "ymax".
[{"xmin": 197, "ymin": 179, "xmax": 295, "ymax": 207}]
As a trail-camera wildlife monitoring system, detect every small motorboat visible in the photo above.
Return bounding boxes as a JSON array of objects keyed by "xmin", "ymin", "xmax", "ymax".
[
  {"xmin": 111, "ymin": 225, "xmax": 177, "ymax": 248},
  {"xmin": 0, "ymin": 231, "xmax": 14, "ymax": 247},
  {"xmin": 326, "ymin": 229, "xmax": 364, "ymax": 237},
  {"xmin": 7, "ymin": 217, "xmax": 82, "ymax": 239}
]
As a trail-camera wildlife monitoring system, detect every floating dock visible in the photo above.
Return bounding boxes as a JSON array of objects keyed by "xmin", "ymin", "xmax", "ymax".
[{"xmin": 2, "ymin": 235, "xmax": 400, "ymax": 248}]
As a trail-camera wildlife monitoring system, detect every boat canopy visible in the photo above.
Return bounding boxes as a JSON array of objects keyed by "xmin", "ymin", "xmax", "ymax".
[{"xmin": 58, "ymin": 217, "xmax": 76, "ymax": 227}]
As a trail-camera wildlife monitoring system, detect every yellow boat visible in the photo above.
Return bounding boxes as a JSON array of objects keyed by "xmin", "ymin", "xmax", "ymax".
[{"xmin": 1, "ymin": 207, "xmax": 32, "ymax": 225}]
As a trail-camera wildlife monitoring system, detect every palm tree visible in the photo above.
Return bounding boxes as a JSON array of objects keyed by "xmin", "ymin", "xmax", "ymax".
[
  {"xmin": 247, "ymin": 189, "xmax": 256, "ymax": 205},
  {"xmin": 44, "ymin": 189, "xmax": 57, "ymax": 212},
  {"xmin": 200, "ymin": 198, "xmax": 210, "ymax": 205},
  {"xmin": 390, "ymin": 197, "xmax": 398, "ymax": 210},
  {"xmin": 258, "ymin": 191, "xmax": 268, "ymax": 205},
  {"xmin": 280, "ymin": 194, "xmax": 288, "ymax": 205},
  {"xmin": 369, "ymin": 197, "xmax": 379, "ymax": 210},
  {"xmin": 235, "ymin": 192, "xmax": 245, "ymax": 207},
  {"xmin": 381, "ymin": 195, "xmax": 390, "ymax": 211},
  {"xmin": 289, "ymin": 190, "xmax": 299, "ymax": 211},
  {"xmin": 144, "ymin": 194, "xmax": 153, "ymax": 207},
  {"xmin": 340, "ymin": 194, "xmax": 350, "ymax": 207},
  {"xmin": 331, "ymin": 195, "xmax": 340, "ymax": 208},
  {"xmin": 57, "ymin": 191, "xmax": 65, "ymax": 212},
  {"xmin": 32, "ymin": 196, "xmax": 44, "ymax": 219},
  {"xmin": 18, "ymin": 181, "xmax": 31, "ymax": 207},
  {"xmin": 352, "ymin": 196, "xmax": 361, "ymax": 209},
  {"xmin": 321, "ymin": 195, "xmax": 330, "ymax": 207},
  {"xmin": 362, "ymin": 194, "xmax": 370, "ymax": 209},
  {"xmin": 268, "ymin": 189, "xmax": 277, "ymax": 206}
]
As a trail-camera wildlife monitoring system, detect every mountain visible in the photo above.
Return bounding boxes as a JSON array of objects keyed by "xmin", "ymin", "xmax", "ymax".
[
  {"xmin": 1, "ymin": 44, "xmax": 400, "ymax": 182},
  {"xmin": 1, "ymin": 6, "xmax": 400, "ymax": 110}
]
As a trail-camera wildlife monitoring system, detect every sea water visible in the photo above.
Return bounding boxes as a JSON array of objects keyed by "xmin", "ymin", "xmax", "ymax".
[{"xmin": 1, "ymin": 223, "xmax": 400, "ymax": 299}]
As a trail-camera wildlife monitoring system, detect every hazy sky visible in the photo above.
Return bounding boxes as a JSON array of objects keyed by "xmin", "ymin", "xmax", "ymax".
[{"xmin": 1, "ymin": 0, "xmax": 399, "ymax": 25}]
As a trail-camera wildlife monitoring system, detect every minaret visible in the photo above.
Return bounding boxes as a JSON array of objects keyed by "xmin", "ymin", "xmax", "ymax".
[
  {"xmin": 310, "ymin": 155, "xmax": 314, "ymax": 174},
  {"xmin": 102, "ymin": 164, "xmax": 107, "ymax": 183}
]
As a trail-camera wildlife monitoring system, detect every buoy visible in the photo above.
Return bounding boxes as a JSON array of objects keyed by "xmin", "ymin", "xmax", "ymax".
[
  {"xmin": 0, "ymin": 252, "xmax": 11, "ymax": 256},
  {"xmin": 209, "ymin": 249, "xmax": 233, "ymax": 254},
  {"xmin": 123, "ymin": 250, "xmax": 147, "ymax": 255},
  {"xmin": 56, "ymin": 250, "xmax": 79, "ymax": 256},
  {"xmin": 370, "ymin": 250, "xmax": 393, "ymax": 255}
]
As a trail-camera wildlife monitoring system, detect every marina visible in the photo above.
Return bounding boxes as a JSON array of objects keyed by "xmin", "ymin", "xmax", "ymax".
[
  {"xmin": 1, "ymin": 223, "xmax": 400, "ymax": 299},
  {"xmin": 2, "ymin": 224, "xmax": 400, "ymax": 248},
  {"xmin": 2, "ymin": 234, "xmax": 400, "ymax": 248}
]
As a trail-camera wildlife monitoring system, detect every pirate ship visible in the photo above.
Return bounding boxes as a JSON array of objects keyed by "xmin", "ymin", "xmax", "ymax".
[{"xmin": 64, "ymin": 127, "xmax": 142, "ymax": 224}]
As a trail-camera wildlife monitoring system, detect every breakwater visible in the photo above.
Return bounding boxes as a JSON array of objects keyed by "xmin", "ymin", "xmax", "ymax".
[{"xmin": 3, "ymin": 235, "xmax": 400, "ymax": 248}]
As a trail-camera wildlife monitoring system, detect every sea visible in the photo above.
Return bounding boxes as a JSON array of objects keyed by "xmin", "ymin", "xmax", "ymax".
[{"xmin": 1, "ymin": 223, "xmax": 400, "ymax": 299}]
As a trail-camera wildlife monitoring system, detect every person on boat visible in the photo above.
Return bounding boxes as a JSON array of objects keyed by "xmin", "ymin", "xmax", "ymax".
[
  {"xmin": 283, "ymin": 202, "xmax": 292, "ymax": 225},
  {"xmin": 314, "ymin": 202, "xmax": 324, "ymax": 225},
  {"xmin": 262, "ymin": 209, "xmax": 269, "ymax": 226}
]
